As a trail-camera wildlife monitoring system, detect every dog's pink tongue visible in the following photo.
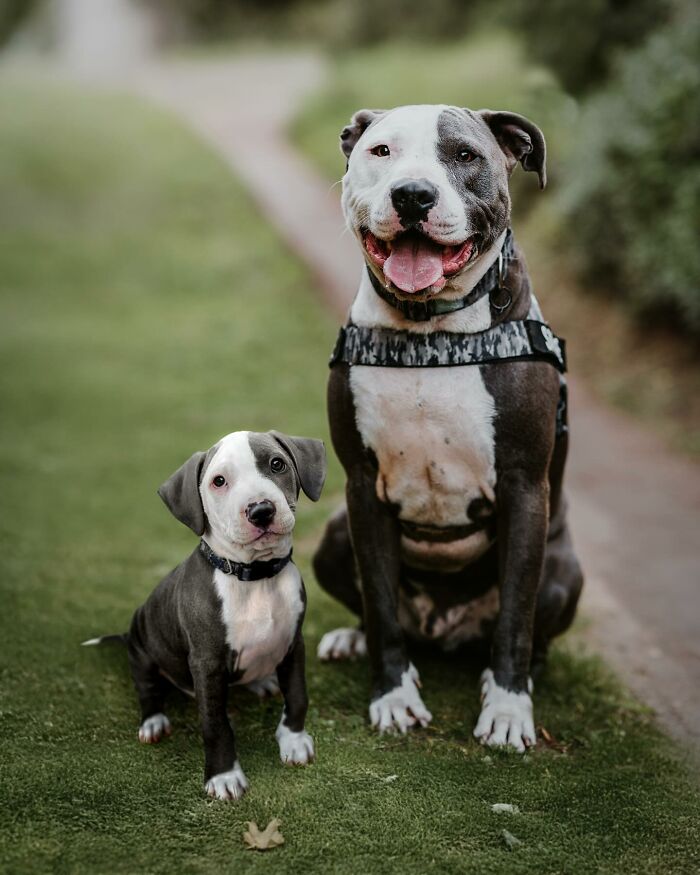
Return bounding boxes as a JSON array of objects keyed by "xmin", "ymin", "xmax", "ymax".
[{"xmin": 384, "ymin": 235, "xmax": 444, "ymax": 293}]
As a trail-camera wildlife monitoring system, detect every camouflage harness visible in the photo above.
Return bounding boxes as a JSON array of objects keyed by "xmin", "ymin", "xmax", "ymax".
[
  {"xmin": 329, "ymin": 297, "xmax": 569, "ymax": 436},
  {"xmin": 330, "ymin": 313, "xmax": 566, "ymax": 373}
]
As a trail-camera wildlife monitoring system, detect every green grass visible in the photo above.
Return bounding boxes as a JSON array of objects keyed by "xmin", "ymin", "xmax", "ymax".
[
  {"xmin": 1, "ymin": 78, "xmax": 699, "ymax": 875},
  {"xmin": 291, "ymin": 34, "xmax": 700, "ymax": 458}
]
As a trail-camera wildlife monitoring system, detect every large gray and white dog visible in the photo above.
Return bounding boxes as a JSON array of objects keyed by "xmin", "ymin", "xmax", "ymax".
[{"xmin": 313, "ymin": 105, "xmax": 583, "ymax": 751}]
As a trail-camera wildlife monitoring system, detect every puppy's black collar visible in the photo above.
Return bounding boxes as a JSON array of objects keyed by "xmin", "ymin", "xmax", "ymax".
[
  {"xmin": 200, "ymin": 540, "xmax": 293, "ymax": 581},
  {"xmin": 366, "ymin": 229, "xmax": 515, "ymax": 322}
]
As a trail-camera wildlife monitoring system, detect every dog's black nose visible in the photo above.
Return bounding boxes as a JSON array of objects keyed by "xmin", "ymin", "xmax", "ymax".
[
  {"xmin": 246, "ymin": 500, "xmax": 276, "ymax": 529},
  {"xmin": 391, "ymin": 178, "xmax": 439, "ymax": 225}
]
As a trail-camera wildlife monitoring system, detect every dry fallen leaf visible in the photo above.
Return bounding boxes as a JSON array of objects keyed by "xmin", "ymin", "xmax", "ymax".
[
  {"xmin": 243, "ymin": 819, "xmax": 284, "ymax": 851},
  {"xmin": 538, "ymin": 725, "xmax": 579, "ymax": 754}
]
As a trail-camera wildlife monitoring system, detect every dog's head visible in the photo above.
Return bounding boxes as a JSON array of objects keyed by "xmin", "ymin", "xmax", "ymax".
[
  {"xmin": 341, "ymin": 104, "xmax": 546, "ymax": 298},
  {"xmin": 158, "ymin": 431, "xmax": 326, "ymax": 561}
]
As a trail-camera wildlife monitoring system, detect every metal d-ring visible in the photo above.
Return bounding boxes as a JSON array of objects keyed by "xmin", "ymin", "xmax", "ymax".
[{"xmin": 491, "ymin": 292, "xmax": 512, "ymax": 314}]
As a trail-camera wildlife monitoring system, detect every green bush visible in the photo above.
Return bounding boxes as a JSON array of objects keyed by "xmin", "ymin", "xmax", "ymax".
[
  {"xmin": 0, "ymin": 0, "xmax": 37, "ymax": 46},
  {"xmin": 503, "ymin": 0, "xmax": 669, "ymax": 95},
  {"xmin": 558, "ymin": 5, "xmax": 700, "ymax": 335}
]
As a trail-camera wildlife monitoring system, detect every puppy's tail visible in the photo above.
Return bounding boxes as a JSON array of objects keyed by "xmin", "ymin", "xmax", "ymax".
[{"xmin": 81, "ymin": 633, "xmax": 127, "ymax": 647}]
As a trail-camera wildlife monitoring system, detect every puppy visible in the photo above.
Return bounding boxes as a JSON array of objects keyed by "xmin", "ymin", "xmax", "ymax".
[{"xmin": 85, "ymin": 430, "xmax": 326, "ymax": 800}]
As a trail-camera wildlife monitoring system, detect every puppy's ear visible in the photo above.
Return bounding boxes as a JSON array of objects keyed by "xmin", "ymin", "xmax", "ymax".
[
  {"xmin": 478, "ymin": 110, "xmax": 547, "ymax": 189},
  {"xmin": 157, "ymin": 451, "xmax": 207, "ymax": 535},
  {"xmin": 340, "ymin": 108, "xmax": 387, "ymax": 159},
  {"xmin": 270, "ymin": 431, "xmax": 327, "ymax": 502}
]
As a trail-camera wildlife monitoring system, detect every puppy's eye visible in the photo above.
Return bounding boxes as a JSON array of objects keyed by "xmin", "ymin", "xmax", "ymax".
[
  {"xmin": 270, "ymin": 457, "xmax": 287, "ymax": 474},
  {"xmin": 457, "ymin": 149, "xmax": 477, "ymax": 163},
  {"xmin": 211, "ymin": 475, "xmax": 226, "ymax": 488},
  {"xmin": 370, "ymin": 144, "xmax": 390, "ymax": 158}
]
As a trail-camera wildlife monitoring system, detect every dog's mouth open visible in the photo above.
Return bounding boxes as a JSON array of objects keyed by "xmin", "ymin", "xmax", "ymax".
[{"xmin": 363, "ymin": 229, "xmax": 478, "ymax": 294}]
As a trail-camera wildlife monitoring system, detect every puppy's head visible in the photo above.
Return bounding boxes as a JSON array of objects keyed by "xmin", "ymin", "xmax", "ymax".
[
  {"xmin": 340, "ymin": 104, "xmax": 546, "ymax": 299},
  {"xmin": 158, "ymin": 431, "xmax": 326, "ymax": 560}
]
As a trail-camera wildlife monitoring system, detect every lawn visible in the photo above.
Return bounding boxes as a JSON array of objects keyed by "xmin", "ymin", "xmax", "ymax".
[
  {"xmin": 1, "ymin": 78, "xmax": 699, "ymax": 875},
  {"xmin": 290, "ymin": 34, "xmax": 700, "ymax": 457}
]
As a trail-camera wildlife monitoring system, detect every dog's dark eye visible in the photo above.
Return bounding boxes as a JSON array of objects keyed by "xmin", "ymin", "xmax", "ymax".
[
  {"xmin": 270, "ymin": 457, "xmax": 286, "ymax": 474},
  {"xmin": 212, "ymin": 475, "xmax": 226, "ymax": 488},
  {"xmin": 457, "ymin": 148, "xmax": 477, "ymax": 163},
  {"xmin": 370, "ymin": 144, "xmax": 390, "ymax": 158}
]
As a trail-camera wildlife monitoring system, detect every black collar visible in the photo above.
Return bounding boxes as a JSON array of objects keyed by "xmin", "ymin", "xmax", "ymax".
[
  {"xmin": 200, "ymin": 540, "xmax": 293, "ymax": 581},
  {"xmin": 367, "ymin": 229, "xmax": 515, "ymax": 322}
]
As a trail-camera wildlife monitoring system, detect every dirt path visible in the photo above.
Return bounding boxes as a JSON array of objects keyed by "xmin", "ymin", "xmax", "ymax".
[{"xmin": 125, "ymin": 54, "xmax": 699, "ymax": 751}]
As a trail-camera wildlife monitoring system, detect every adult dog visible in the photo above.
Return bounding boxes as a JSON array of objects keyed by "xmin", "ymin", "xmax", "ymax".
[{"xmin": 313, "ymin": 105, "xmax": 583, "ymax": 751}]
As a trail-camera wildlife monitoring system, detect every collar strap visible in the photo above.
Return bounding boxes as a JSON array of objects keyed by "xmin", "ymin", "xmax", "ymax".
[
  {"xmin": 200, "ymin": 540, "xmax": 293, "ymax": 581},
  {"xmin": 330, "ymin": 318, "xmax": 566, "ymax": 373},
  {"xmin": 367, "ymin": 229, "xmax": 515, "ymax": 322}
]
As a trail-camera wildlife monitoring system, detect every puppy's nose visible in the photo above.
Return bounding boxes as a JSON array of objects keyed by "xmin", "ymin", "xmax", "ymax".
[
  {"xmin": 246, "ymin": 500, "xmax": 276, "ymax": 529},
  {"xmin": 391, "ymin": 178, "xmax": 439, "ymax": 224}
]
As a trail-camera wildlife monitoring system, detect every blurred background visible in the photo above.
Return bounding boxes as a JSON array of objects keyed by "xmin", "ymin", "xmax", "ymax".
[{"xmin": 2, "ymin": 0, "xmax": 698, "ymax": 451}]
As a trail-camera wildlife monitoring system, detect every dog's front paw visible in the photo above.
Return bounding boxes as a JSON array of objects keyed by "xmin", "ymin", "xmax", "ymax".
[
  {"xmin": 205, "ymin": 761, "xmax": 249, "ymax": 801},
  {"xmin": 276, "ymin": 721, "xmax": 315, "ymax": 765},
  {"xmin": 245, "ymin": 674, "xmax": 281, "ymax": 698},
  {"xmin": 138, "ymin": 713, "xmax": 171, "ymax": 744},
  {"xmin": 317, "ymin": 627, "xmax": 367, "ymax": 661},
  {"xmin": 473, "ymin": 668, "xmax": 535, "ymax": 753},
  {"xmin": 369, "ymin": 663, "xmax": 432, "ymax": 734}
]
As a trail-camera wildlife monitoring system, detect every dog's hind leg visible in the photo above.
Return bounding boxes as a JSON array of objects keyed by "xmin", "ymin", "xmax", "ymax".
[
  {"xmin": 127, "ymin": 634, "xmax": 172, "ymax": 744},
  {"xmin": 313, "ymin": 506, "xmax": 367, "ymax": 661},
  {"xmin": 531, "ymin": 505, "xmax": 583, "ymax": 676}
]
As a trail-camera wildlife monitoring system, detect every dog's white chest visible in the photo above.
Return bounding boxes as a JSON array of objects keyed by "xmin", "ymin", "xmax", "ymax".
[
  {"xmin": 213, "ymin": 565, "xmax": 303, "ymax": 683},
  {"xmin": 350, "ymin": 364, "xmax": 497, "ymax": 529}
]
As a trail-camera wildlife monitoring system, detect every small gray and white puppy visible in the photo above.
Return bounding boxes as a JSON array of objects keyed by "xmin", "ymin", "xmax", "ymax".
[{"xmin": 84, "ymin": 430, "xmax": 326, "ymax": 801}]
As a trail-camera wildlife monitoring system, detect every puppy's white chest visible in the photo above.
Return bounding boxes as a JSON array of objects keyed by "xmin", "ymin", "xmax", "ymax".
[
  {"xmin": 350, "ymin": 365, "xmax": 497, "ymax": 526},
  {"xmin": 213, "ymin": 565, "xmax": 303, "ymax": 683}
]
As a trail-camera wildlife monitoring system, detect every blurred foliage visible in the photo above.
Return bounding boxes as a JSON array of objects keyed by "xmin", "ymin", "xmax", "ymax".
[
  {"xmin": 142, "ymin": 0, "xmax": 669, "ymax": 95},
  {"xmin": 144, "ymin": 0, "xmax": 478, "ymax": 45},
  {"xmin": 0, "ymin": 0, "xmax": 37, "ymax": 45},
  {"xmin": 558, "ymin": 3, "xmax": 700, "ymax": 334},
  {"xmin": 501, "ymin": 0, "xmax": 670, "ymax": 95}
]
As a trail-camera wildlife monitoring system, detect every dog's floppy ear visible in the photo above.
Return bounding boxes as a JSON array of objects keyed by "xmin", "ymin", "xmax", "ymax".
[
  {"xmin": 478, "ymin": 110, "xmax": 547, "ymax": 189},
  {"xmin": 270, "ymin": 431, "xmax": 327, "ymax": 502},
  {"xmin": 340, "ymin": 108, "xmax": 387, "ymax": 159},
  {"xmin": 158, "ymin": 451, "xmax": 207, "ymax": 535}
]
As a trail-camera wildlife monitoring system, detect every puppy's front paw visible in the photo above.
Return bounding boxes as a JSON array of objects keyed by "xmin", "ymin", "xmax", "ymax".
[
  {"xmin": 473, "ymin": 668, "xmax": 535, "ymax": 753},
  {"xmin": 205, "ymin": 761, "xmax": 249, "ymax": 801},
  {"xmin": 369, "ymin": 663, "xmax": 432, "ymax": 735},
  {"xmin": 276, "ymin": 721, "xmax": 315, "ymax": 765},
  {"xmin": 138, "ymin": 713, "xmax": 171, "ymax": 744},
  {"xmin": 317, "ymin": 627, "xmax": 367, "ymax": 662}
]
